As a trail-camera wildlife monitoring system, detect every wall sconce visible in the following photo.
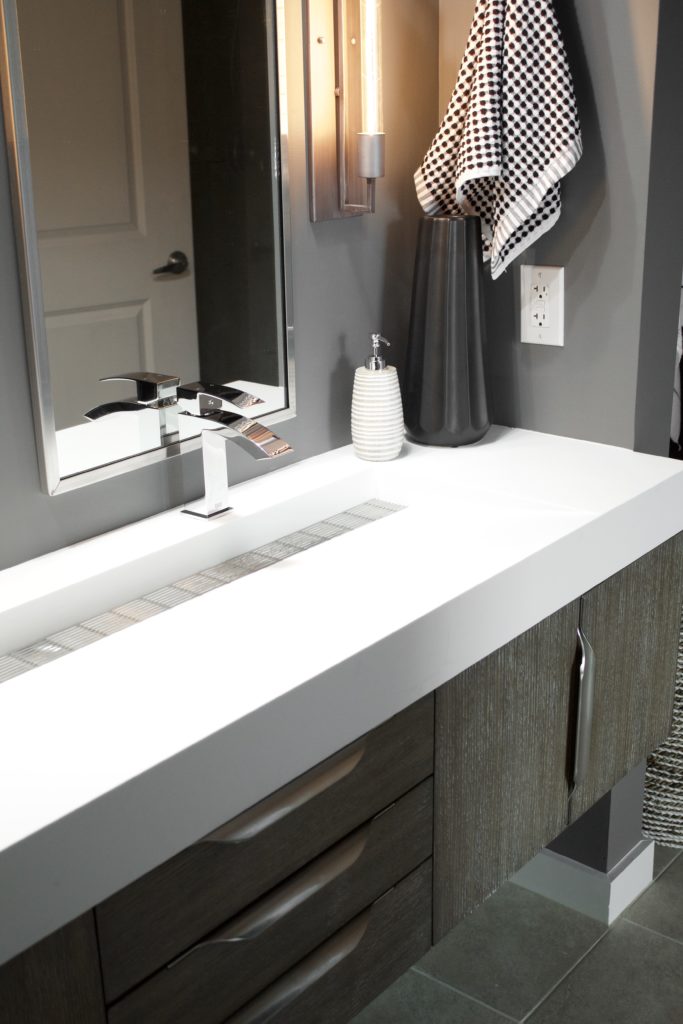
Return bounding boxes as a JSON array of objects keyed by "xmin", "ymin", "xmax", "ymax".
[{"xmin": 305, "ymin": 0, "xmax": 385, "ymax": 222}]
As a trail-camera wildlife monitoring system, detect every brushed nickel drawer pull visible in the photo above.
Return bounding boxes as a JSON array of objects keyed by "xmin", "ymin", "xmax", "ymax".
[
  {"xmin": 208, "ymin": 744, "xmax": 366, "ymax": 844},
  {"xmin": 227, "ymin": 909, "xmax": 372, "ymax": 1023},
  {"xmin": 571, "ymin": 625, "xmax": 596, "ymax": 797},
  {"xmin": 168, "ymin": 826, "xmax": 370, "ymax": 967}
]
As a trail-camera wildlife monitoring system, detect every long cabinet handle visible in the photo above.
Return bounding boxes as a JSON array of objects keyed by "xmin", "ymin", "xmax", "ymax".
[
  {"xmin": 571, "ymin": 625, "xmax": 596, "ymax": 796},
  {"xmin": 227, "ymin": 908, "xmax": 372, "ymax": 1024},
  {"xmin": 168, "ymin": 825, "xmax": 370, "ymax": 967},
  {"xmin": 207, "ymin": 744, "xmax": 366, "ymax": 844}
]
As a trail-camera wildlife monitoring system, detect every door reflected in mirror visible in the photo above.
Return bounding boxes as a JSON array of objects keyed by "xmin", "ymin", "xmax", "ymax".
[{"xmin": 1, "ymin": 0, "xmax": 293, "ymax": 491}]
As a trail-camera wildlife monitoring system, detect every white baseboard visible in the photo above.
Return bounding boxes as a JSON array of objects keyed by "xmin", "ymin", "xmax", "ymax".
[{"xmin": 511, "ymin": 839, "xmax": 654, "ymax": 925}]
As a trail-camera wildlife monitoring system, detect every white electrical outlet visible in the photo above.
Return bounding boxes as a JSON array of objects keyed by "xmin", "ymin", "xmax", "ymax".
[{"xmin": 520, "ymin": 265, "xmax": 564, "ymax": 346}]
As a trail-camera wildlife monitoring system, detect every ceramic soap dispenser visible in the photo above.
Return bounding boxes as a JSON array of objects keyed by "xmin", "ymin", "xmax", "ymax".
[{"xmin": 351, "ymin": 333, "xmax": 404, "ymax": 461}]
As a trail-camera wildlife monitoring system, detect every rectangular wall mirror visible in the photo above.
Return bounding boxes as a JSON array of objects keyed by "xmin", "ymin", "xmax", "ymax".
[{"xmin": 0, "ymin": 0, "xmax": 294, "ymax": 494}]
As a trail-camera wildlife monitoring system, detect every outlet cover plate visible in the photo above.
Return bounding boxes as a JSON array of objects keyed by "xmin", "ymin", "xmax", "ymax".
[{"xmin": 520, "ymin": 265, "xmax": 564, "ymax": 346}]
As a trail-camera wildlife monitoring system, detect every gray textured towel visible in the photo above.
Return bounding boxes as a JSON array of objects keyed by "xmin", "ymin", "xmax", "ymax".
[
  {"xmin": 415, "ymin": 0, "xmax": 582, "ymax": 278},
  {"xmin": 644, "ymin": 612, "xmax": 683, "ymax": 848}
]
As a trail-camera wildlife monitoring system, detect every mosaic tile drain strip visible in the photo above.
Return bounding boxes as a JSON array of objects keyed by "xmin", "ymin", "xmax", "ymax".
[{"xmin": 0, "ymin": 499, "xmax": 404, "ymax": 685}]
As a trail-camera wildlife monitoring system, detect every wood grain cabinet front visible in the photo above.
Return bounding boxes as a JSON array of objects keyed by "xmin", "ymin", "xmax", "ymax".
[
  {"xmin": 570, "ymin": 533, "xmax": 683, "ymax": 820},
  {"xmin": 433, "ymin": 534, "xmax": 683, "ymax": 942},
  {"xmin": 0, "ymin": 914, "xmax": 106, "ymax": 1024},
  {"xmin": 108, "ymin": 780, "xmax": 433, "ymax": 1024},
  {"xmin": 96, "ymin": 694, "xmax": 434, "ymax": 1002},
  {"xmin": 225, "ymin": 860, "xmax": 433, "ymax": 1024},
  {"xmin": 433, "ymin": 600, "xmax": 580, "ymax": 940}
]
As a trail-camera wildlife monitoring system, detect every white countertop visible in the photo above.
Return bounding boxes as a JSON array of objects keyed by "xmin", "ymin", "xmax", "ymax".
[{"xmin": 1, "ymin": 426, "xmax": 683, "ymax": 965}]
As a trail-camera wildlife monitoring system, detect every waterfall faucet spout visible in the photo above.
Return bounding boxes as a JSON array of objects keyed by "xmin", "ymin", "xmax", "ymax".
[
  {"xmin": 178, "ymin": 392, "xmax": 293, "ymax": 519},
  {"xmin": 84, "ymin": 375, "xmax": 292, "ymax": 517}
]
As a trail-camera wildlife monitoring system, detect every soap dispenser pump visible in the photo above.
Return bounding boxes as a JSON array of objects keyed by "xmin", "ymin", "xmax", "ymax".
[{"xmin": 351, "ymin": 333, "xmax": 404, "ymax": 461}]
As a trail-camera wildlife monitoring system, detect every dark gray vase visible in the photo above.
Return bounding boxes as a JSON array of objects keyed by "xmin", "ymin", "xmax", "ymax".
[{"xmin": 404, "ymin": 215, "xmax": 490, "ymax": 446}]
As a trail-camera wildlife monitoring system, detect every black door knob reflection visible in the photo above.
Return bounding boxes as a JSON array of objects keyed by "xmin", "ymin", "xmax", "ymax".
[{"xmin": 153, "ymin": 250, "xmax": 189, "ymax": 276}]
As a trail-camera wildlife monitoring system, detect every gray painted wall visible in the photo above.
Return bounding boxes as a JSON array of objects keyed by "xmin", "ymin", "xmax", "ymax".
[
  {"xmin": 0, "ymin": 0, "xmax": 679, "ymax": 570},
  {"xmin": 635, "ymin": 0, "xmax": 683, "ymax": 456},
  {"xmin": 439, "ymin": 0, "xmax": 679, "ymax": 453},
  {"xmin": 0, "ymin": 0, "xmax": 438, "ymax": 570}
]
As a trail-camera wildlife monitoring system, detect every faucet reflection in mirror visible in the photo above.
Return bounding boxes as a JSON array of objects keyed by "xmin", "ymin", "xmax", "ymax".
[
  {"xmin": 86, "ymin": 372, "xmax": 183, "ymax": 443},
  {"xmin": 86, "ymin": 374, "xmax": 294, "ymax": 518},
  {"xmin": 0, "ymin": 0, "xmax": 294, "ymax": 493},
  {"xmin": 305, "ymin": 0, "xmax": 385, "ymax": 221}
]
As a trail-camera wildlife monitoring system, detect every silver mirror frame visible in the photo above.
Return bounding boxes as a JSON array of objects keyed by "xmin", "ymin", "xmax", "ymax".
[{"xmin": 0, "ymin": 0, "xmax": 295, "ymax": 495}]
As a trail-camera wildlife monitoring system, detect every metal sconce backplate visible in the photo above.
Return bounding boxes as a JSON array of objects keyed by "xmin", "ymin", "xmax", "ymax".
[{"xmin": 304, "ymin": 0, "xmax": 370, "ymax": 222}]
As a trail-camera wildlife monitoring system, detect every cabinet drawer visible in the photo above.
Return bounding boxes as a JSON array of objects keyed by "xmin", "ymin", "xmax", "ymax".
[
  {"xmin": 97, "ymin": 695, "xmax": 434, "ymax": 1001},
  {"xmin": 108, "ymin": 780, "xmax": 433, "ymax": 1024},
  {"xmin": 226, "ymin": 859, "xmax": 432, "ymax": 1024}
]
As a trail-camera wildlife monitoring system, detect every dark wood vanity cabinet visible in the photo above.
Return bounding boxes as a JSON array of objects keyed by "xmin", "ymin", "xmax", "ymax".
[
  {"xmin": 0, "ymin": 913, "xmax": 105, "ymax": 1024},
  {"xmin": 433, "ymin": 533, "xmax": 683, "ymax": 941},
  {"xmin": 433, "ymin": 600, "xmax": 580, "ymax": 939},
  {"xmin": 570, "ymin": 533, "xmax": 683, "ymax": 820},
  {"xmin": 2, "ymin": 536, "xmax": 682, "ymax": 1023},
  {"xmin": 97, "ymin": 695, "xmax": 435, "ymax": 1005},
  {"xmin": 99, "ymin": 694, "xmax": 433, "ymax": 1024},
  {"xmin": 1, "ymin": 696, "xmax": 434, "ymax": 1024},
  {"xmin": 108, "ymin": 786, "xmax": 433, "ymax": 1024},
  {"xmin": 226, "ymin": 861, "xmax": 433, "ymax": 1024}
]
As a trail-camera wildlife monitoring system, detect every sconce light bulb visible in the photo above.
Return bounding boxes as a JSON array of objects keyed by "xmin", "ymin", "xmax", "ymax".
[{"xmin": 360, "ymin": 0, "xmax": 383, "ymax": 135}]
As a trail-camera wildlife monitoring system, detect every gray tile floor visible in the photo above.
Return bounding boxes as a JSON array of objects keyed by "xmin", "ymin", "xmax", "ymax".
[{"xmin": 353, "ymin": 845, "xmax": 683, "ymax": 1024}]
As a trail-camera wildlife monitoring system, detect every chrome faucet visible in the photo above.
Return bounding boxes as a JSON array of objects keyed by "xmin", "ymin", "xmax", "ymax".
[
  {"xmin": 85, "ymin": 373, "xmax": 293, "ymax": 518},
  {"xmin": 177, "ymin": 382, "xmax": 294, "ymax": 519}
]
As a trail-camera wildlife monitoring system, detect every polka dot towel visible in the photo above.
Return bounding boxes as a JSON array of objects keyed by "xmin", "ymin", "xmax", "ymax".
[{"xmin": 414, "ymin": 0, "xmax": 582, "ymax": 279}]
